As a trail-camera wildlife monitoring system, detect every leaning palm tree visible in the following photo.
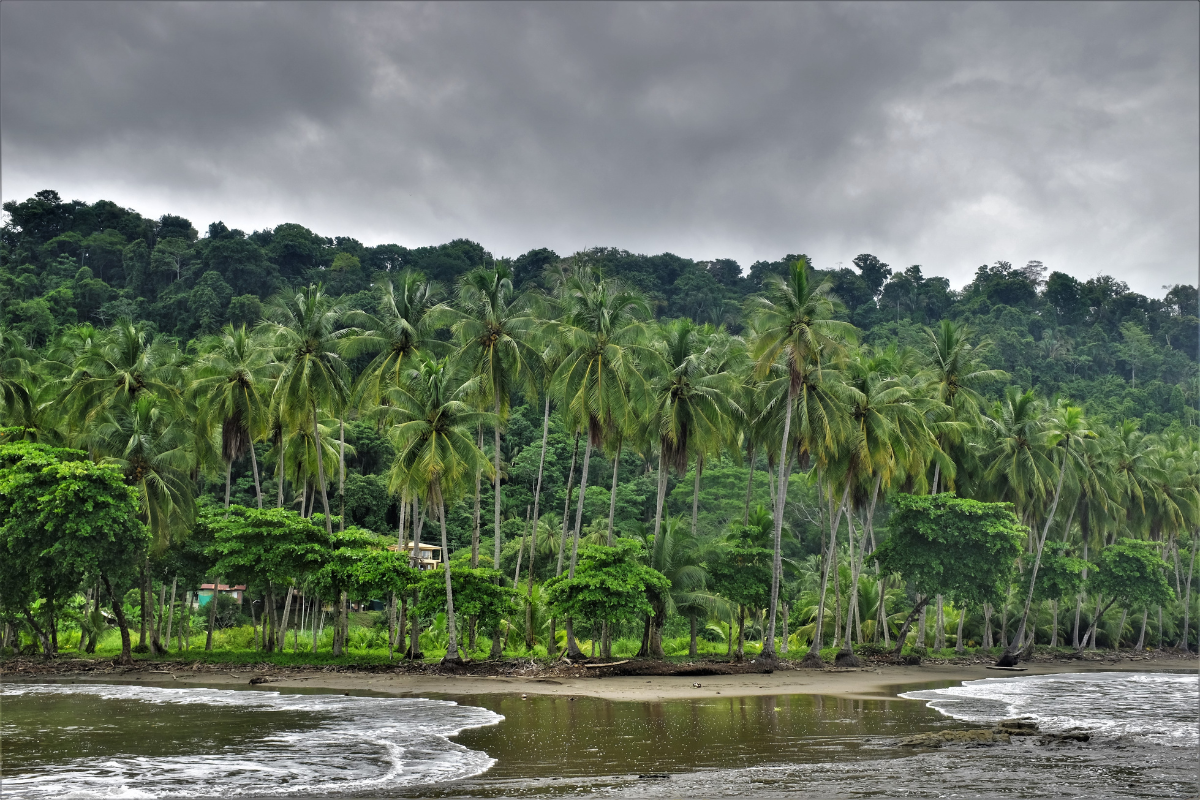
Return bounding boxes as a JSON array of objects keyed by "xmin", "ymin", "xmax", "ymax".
[
  {"xmin": 261, "ymin": 285, "xmax": 355, "ymax": 536},
  {"xmin": 1003, "ymin": 401, "xmax": 1094, "ymax": 662},
  {"xmin": 191, "ymin": 324, "xmax": 278, "ymax": 510},
  {"xmin": 748, "ymin": 257, "xmax": 855, "ymax": 659},
  {"xmin": 383, "ymin": 355, "xmax": 494, "ymax": 664}
]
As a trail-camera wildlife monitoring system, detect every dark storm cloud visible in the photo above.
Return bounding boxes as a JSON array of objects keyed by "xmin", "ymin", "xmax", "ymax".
[{"xmin": 2, "ymin": 1, "xmax": 1196, "ymax": 293}]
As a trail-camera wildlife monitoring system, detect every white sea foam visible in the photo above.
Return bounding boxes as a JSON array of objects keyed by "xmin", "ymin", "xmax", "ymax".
[
  {"xmin": 901, "ymin": 671, "xmax": 1199, "ymax": 748},
  {"xmin": 2, "ymin": 683, "xmax": 503, "ymax": 798}
]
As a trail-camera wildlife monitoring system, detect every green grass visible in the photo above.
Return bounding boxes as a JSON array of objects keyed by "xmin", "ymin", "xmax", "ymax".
[{"xmin": 6, "ymin": 625, "xmax": 1115, "ymax": 668}]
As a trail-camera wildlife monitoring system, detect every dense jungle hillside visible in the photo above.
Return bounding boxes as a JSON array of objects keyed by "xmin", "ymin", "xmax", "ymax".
[
  {"xmin": 1, "ymin": 189, "xmax": 1197, "ymax": 663},
  {"xmin": 4, "ymin": 189, "xmax": 1196, "ymax": 432}
]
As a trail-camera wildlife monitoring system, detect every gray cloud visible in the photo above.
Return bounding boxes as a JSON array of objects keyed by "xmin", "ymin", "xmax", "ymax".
[{"xmin": 2, "ymin": 1, "xmax": 1196, "ymax": 294}]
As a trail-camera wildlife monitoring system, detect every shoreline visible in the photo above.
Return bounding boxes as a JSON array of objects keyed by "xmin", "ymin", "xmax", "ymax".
[{"xmin": 4, "ymin": 651, "xmax": 1195, "ymax": 702}]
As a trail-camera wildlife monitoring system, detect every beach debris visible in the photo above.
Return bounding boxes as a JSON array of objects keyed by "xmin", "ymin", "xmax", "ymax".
[
  {"xmin": 692, "ymin": 683, "xmax": 702, "ymax": 688},
  {"xmin": 638, "ymin": 774, "xmax": 670, "ymax": 780},
  {"xmin": 249, "ymin": 676, "xmax": 270, "ymax": 685}
]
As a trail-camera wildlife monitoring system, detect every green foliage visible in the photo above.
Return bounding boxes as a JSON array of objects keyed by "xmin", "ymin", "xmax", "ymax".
[
  {"xmin": 873, "ymin": 494, "xmax": 1025, "ymax": 609},
  {"xmin": 205, "ymin": 504, "xmax": 330, "ymax": 588},
  {"xmin": 0, "ymin": 440, "xmax": 147, "ymax": 608},
  {"xmin": 1019, "ymin": 541, "xmax": 1090, "ymax": 603},
  {"xmin": 417, "ymin": 566, "xmax": 517, "ymax": 633},
  {"xmin": 1089, "ymin": 539, "xmax": 1174, "ymax": 609},
  {"xmin": 543, "ymin": 539, "xmax": 669, "ymax": 625},
  {"xmin": 705, "ymin": 536, "xmax": 773, "ymax": 610}
]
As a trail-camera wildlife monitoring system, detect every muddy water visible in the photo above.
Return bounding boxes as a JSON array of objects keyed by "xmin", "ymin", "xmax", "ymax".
[{"xmin": 2, "ymin": 672, "xmax": 1195, "ymax": 798}]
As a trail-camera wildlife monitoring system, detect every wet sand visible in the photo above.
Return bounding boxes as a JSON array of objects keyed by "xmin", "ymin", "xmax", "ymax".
[{"xmin": 23, "ymin": 652, "xmax": 1194, "ymax": 701}]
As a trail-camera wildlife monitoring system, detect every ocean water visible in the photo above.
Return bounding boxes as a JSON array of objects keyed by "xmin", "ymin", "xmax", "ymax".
[
  {"xmin": 900, "ymin": 671, "xmax": 1199, "ymax": 749},
  {"xmin": 3, "ymin": 671, "xmax": 1197, "ymax": 799},
  {"xmin": 1, "ymin": 683, "xmax": 502, "ymax": 798}
]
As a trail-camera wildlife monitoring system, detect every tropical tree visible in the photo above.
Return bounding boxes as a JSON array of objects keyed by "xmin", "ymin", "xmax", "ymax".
[
  {"xmin": 550, "ymin": 265, "xmax": 652, "ymax": 655},
  {"xmin": 192, "ymin": 324, "xmax": 277, "ymax": 510},
  {"xmin": 261, "ymin": 285, "xmax": 355, "ymax": 536},
  {"xmin": 384, "ymin": 355, "xmax": 494, "ymax": 664},
  {"xmin": 748, "ymin": 257, "xmax": 855, "ymax": 660}
]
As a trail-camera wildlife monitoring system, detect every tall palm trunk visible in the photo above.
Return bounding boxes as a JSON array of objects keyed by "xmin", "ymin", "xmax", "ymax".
[
  {"xmin": 339, "ymin": 418, "xmax": 346, "ymax": 532},
  {"xmin": 550, "ymin": 432, "xmax": 580, "ymax": 657},
  {"xmin": 277, "ymin": 580, "xmax": 295, "ymax": 650},
  {"xmin": 249, "ymin": 441, "xmax": 263, "ymax": 509},
  {"xmin": 565, "ymin": 432, "xmax": 594, "ymax": 657},
  {"xmin": 313, "ymin": 407, "xmax": 333, "ymax": 536},
  {"xmin": 1008, "ymin": 441, "xmax": 1071, "ymax": 658},
  {"xmin": 494, "ymin": 400, "xmax": 503, "ymax": 568},
  {"xmin": 652, "ymin": 449, "xmax": 669, "ymax": 539},
  {"xmin": 276, "ymin": 430, "xmax": 285, "ymax": 509},
  {"xmin": 439, "ymin": 496, "xmax": 462, "ymax": 663},
  {"xmin": 807, "ymin": 482, "xmax": 851, "ymax": 659},
  {"xmin": 410, "ymin": 497, "xmax": 423, "ymax": 659},
  {"xmin": 691, "ymin": 457, "xmax": 702, "ymax": 538},
  {"xmin": 205, "ymin": 575, "xmax": 220, "ymax": 651},
  {"xmin": 607, "ymin": 440, "xmax": 621, "ymax": 545},
  {"xmin": 490, "ymin": 399, "xmax": 505, "ymax": 658},
  {"xmin": 955, "ymin": 606, "xmax": 967, "ymax": 654},
  {"xmin": 144, "ymin": 560, "xmax": 161, "ymax": 655},
  {"xmin": 471, "ymin": 427, "xmax": 482, "ymax": 568},
  {"xmin": 1178, "ymin": 537, "xmax": 1196, "ymax": 649},
  {"xmin": 743, "ymin": 443, "xmax": 756, "ymax": 526},
  {"xmin": 764, "ymin": 380, "xmax": 796, "ymax": 658},
  {"xmin": 526, "ymin": 397, "xmax": 551, "ymax": 649},
  {"xmin": 164, "ymin": 576, "xmax": 178, "ymax": 653}
]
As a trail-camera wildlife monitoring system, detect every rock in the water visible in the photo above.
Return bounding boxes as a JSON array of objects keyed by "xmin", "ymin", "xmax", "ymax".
[
  {"xmin": 899, "ymin": 729, "xmax": 1010, "ymax": 747},
  {"xmin": 996, "ymin": 718, "xmax": 1039, "ymax": 735},
  {"xmin": 1039, "ymin": 731, "xmax": 1090, "ymax": 744}
]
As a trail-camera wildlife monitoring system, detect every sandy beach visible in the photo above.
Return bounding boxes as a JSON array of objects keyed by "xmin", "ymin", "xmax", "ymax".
[{"xmin": 10, "ymin": 651, "xmax": 1195, "ymax": 701}]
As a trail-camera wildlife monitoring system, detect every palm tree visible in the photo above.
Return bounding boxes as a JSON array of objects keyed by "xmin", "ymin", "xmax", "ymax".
[
  {"xmin": 748, "ymin": 258, "xmax": 855, "ymax": 659},
  {"xmin": 0, "ymin": 323, "xmax": 35, "ymax": 421},
  {"xmin": 550, "ymin": 265, "xmax": 652, "ymax": 656},
  {"xmin": 261, "ymin": 285, "xmax": 355, "ymax": 536},
  {"xmin": 383, "ymin": 355, "xmax": 494, "ymax": 664},
  {"xmin": 647, "ymin": 318, "xmax": 739, "ymax": 543},
  {"xmin": 192, "ymin": 324, "xmax": 277, "ymax": 510},
  {"xmin": 834, "ymin": 348, "xmax": 929, "ymax": 664},
  {"xmin": 643, "ymin": 516, "xmax": 714, "ymax": 658},
  {"xmin": 451, "ymin": 264, "xmax": 542, "ymax": 574},
  {"xmin": 1003, "ymin": 401, "xmax": 1094, "ymax": 662},
  {"xmin": 86, "ymin": 393, "xmax": 195, "ymax": 652},
  {"xmin": 60, "ymin": 318, "xmax": 183, "ymax": 428},
  {"xmin": 344, "ymin": 272, "xmax": 445, "ymax": 407}
]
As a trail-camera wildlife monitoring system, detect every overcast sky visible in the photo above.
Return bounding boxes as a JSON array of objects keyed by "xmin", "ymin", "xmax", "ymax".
[{"xmin": 2, "ymin": 1, "xmax": 1196, "ymax": 294}]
